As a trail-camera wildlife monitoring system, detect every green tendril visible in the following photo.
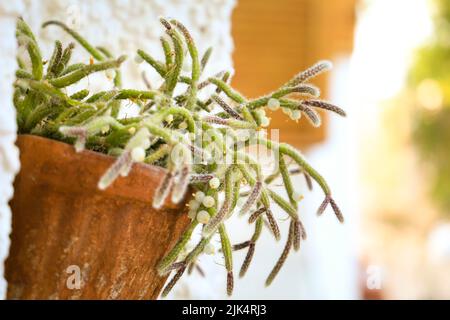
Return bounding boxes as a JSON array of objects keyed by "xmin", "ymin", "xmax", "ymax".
[{"xmin": 42, "ymin": 20, "xmax": 105, "ymax": 61}]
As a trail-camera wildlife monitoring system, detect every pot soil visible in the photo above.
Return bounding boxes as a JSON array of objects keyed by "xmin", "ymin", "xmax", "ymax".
[{"xmin": 5, "ymin": 134, "xmax": 190, "ymax": 299}]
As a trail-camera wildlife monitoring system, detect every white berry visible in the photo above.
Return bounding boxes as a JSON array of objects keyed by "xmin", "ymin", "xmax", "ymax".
[
  {"xmin": 202, "ymin": 196, "xmax": 215, "ymax": 208},
  {"xmin": 188, "ymin": 200, "xmax": 200, "ymax": 220},
  {"xmin": 131, "ymin": 147, "xmax": 146, "ymax": 162},
  {"xmin": 188, "ymin": 199, "xmax": 198, "ymax": 207},
  {"xmin": 256, "ymin": 108, "xmax": 266, "ymax": 118},
  {"xmin": 195, "ymin": 191, "xmax": 205, "ymax": 203},
  {"xmin": 290, "ymin": 110, "xmax": 302, "ymax": 121},
  {"xmin": 209, "ymin": 177, "xmax": 220, "ymax": 189},
  {"xmin": 267, "ymin": 98, "xmax": 280, "ymax": 111},
  {"xmin": 260, "ymin": 116, "xmax": 270, "ymax": 127},
  {"xmin": 197, "ymin": 210, "xmax": 210, "ymax": 224}
]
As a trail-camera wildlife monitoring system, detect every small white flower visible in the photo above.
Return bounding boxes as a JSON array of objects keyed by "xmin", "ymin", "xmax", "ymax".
[
  {"xmin": 131, "ymin": 147, "xmax": 146, "ymax": 162},
  {"xmin": 195, "ymin": 191, "xmax": 205, "ymax": 203},
  {"xmin": 260, "ymin": 116, "xmax": 270, "ymax": 127},
  {"xmin": 134, "ymin": 54, "xmax": 144, "ymax": 64},
  {"xmin": 267, "ymin": 98, "xmax": 280, "ymax": 111},
  {"xmin": 290, "ymin": 110, "xmax": 302, "ymax": 121},
  {"xmin": 204, "ymin": 243, "xmax": 215, "ymax": 255},
  {"xmin": 202, "ymin": 196, "xmax": 215, "ymax": 208},
  {"xmin": 209, "ymin": 177, "xmax": 220, "ymax": 189},
  {"xmin": 197, "ymin": 210, "xmax": 210, "ymax": 224}
]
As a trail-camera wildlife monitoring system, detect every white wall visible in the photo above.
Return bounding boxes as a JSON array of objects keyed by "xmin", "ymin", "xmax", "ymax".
[
  {"xmin": 0, "ymin": 4, "xmax": 21, "ymax": 301},
  {"xmin": 0, "ymin": 0, "xmax": 236, "ymax": 299}
]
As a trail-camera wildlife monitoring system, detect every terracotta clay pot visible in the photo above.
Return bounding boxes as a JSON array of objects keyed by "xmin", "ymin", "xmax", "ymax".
[{"xmin": 5, "ymin": 134, "xmax": 190, "ymax": 299}]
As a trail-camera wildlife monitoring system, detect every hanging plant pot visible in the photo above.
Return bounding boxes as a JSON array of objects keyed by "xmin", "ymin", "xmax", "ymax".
[{"xmin": 5, "ymin": 134, "xmax": 191, "ymax": 299}]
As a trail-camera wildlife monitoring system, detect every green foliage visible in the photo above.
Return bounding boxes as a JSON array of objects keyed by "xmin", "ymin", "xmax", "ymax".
[
  {"xmin": 413, "ymin": 107, "xmax": 450, "ymax": 214},
  {"xmin": 13, "ymin": 18, "xmax": 346, "ymax": 296},
  {"xmin": 409, "ymin": 0, "xmax": 450, "ymax": 216}
]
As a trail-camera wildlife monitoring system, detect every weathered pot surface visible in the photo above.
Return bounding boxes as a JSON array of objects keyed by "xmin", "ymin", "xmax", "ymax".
[{"xmin": 5, "ymin": 134, "xmax": 190, "ymax": 299}]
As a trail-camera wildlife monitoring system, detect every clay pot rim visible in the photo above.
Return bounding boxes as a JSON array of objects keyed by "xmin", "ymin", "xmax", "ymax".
[
  {"xmin": 19, "ymin": 133, "xmax": 167, "ymax": 167},
  {"xmin": 16, "ymin": 134, "xmax": 186, "ymax": 209}
]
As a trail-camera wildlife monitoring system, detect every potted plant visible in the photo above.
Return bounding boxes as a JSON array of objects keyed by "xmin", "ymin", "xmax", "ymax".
[{"xmin": 6, "ymin": 17, "xmax": 346, "ymax": 299}]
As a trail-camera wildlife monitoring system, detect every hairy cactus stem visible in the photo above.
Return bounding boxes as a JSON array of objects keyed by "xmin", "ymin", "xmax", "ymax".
[{"xmin": 265, "ymin": 219, "xmax": 295, "ymax": 286}]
